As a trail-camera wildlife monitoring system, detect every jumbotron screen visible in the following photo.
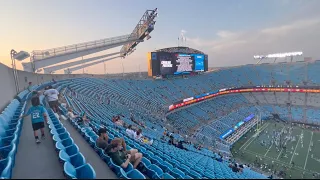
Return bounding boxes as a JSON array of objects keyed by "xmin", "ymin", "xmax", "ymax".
[{"xmin": 148, "ymin": 52, "xmax": 208, "ymax": 76}]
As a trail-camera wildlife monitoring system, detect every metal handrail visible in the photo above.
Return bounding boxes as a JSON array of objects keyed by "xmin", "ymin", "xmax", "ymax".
[
  {"xmin": 32, "ymin": 34, "xmax": 137, "ymax": 60},
  {"xmin": 120, "ymin": 9, "xmax": 157, "ymax": 55}
]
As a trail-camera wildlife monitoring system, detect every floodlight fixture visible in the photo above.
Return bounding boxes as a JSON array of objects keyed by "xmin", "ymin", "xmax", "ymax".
[
  {"xmin": 13, "ymin": 50, "xmax": 30, "ymax": 61},
  {"xmin": 254, "ymin": 51, "xmax": 303, "ymax": 59},
  {"xmin": 10, "ymin": 49, "xmax": 30, "ymax": 94}
]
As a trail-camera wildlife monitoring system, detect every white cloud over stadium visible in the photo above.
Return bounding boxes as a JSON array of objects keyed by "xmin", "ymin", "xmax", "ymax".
[{"xmin": 186, "ymin": 18, "xmax": 320, "ymax": 67}]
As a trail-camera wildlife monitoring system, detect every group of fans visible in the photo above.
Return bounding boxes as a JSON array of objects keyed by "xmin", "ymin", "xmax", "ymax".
[{"xmin": 96, "ymin": 127, "xmax": 144, "ymax": 169}]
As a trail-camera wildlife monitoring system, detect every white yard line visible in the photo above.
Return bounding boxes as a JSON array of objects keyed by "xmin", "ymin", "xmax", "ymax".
[
  {"xmin": 273, "ymin": 126, "xmax": 286, "ymax": 159},
  {"xmin": 304, "ymin": 131, "xmax": 313, "ymax": 170},
  {"xmin": 264, "ymin": 143, "xmax": 273, "ymax": 157},
  {"xmin": 244, "ymin": 149, "xmax": 316, "ymax": 175},
  {"xmin": 239, "ymin": 123, "xmax": 268, "ymax": 151},
  {"xmin": 265, "ymin": 125, "xmax": 286, "ymax": 157},
  {"xmin": 243, "ymin": 123, "xmax": 269, "ymax": 150},
  {"xmin": 243, "ymin": 135, "xmax": 256, "ymax": 150},
  {"xmin": 290, "ymin": 130, "xmax": 303, "ymax": 164},
  {"xmin": 276, "ymin": 138, "xmax": 290, "ymax": 160},
  {"xmin": 240, "ymin": 136, "xmax": 254, "ymax": 151}
]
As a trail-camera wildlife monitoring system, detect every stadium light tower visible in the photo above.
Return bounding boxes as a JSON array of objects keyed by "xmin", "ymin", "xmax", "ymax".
[
  {"xmin": 10, "ymin": 50, "xmax": 30, "ymax": 93},
  {"xmin": 253, "ymin": 51, "xmax": 303, "ymax": 64}
]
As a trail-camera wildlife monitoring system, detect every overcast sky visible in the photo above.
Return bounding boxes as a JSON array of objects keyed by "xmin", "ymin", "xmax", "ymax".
[{"xmin": 0, "ymin": 0, "xmax": 319, "ymax": 74}]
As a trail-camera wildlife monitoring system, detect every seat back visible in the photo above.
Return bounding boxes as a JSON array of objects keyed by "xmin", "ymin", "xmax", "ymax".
[
  {"xmin": 159, "ymin": 161, "xmax": 173, "ymax": 173},
  {"xmin": 172, "ymin": 168, "xmax": 185, "ymax": 178},
  {"xmin": 0, "ymin": 157, "xmax": 12, "ymax": 179},
  {"xmin": 149, "ymin": 164, "xmax": 163, "ymax": 178},
  {"xmin": 71, "ymin": 153, "xmax": 86, "ymax": 167},
  {"xmin": 141, "ymin": 157, "xmax": 151, "ymax": 167},
  {"xmin": 66, "ymin": 144, "xmax": 79, "ymax": 156},
  {"xmin": 119, "ymin": 168, "xmax": 129, "ymax": 179},
  {"xmin": 185, "ymin": 175, "xmax": 193, "ymax": 179},
  {"xmin": 63, "ymin": 161, "xmax": 77, "ymax": 178},
  {"xmin": 77, "ymin": 163, "xmax": 96, "ymax": 179},
  {"xmin": 163, "ymin": 173, "xmax": 174, "ymax": 179},
  {"xmin": 189, "ymin": 170, "xmax": 202, "ymax": 179},
  {"xmin": 127, "ymin": 169, "xmax": 146, "ymax": 179}
]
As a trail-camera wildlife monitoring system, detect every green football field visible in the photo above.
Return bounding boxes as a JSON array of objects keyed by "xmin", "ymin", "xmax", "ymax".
[{"xmin": 231, "ymin": 121, "xmax": 320, "ymax": 179}]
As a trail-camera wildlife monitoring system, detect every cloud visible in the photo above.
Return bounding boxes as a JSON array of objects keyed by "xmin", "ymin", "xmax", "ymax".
[
  {"xmin": 180, "ymin": 29, "xmax": 187, "ymax": 35},
  {"xmin": 216, "ymin": 31, "xmax": 237, "ymax": 39},
  {"xmin": 185, "ymin": 17, "xmax": 320, "ymax": 67}
]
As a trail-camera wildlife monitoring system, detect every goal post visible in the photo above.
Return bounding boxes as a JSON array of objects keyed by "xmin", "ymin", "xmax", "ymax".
[{"xmin": 255, "ymin": 110, "xmax": 262, "ymax": 133}]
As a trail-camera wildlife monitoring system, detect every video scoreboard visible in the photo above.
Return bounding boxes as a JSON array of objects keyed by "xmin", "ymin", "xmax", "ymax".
[{"xmin": 147, "ymin": 51, "xmax": 208, "ymax": 77}]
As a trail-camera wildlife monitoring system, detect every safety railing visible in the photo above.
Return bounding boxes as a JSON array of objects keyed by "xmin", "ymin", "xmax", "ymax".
[{"xmin": 32, "ymin": 34, "xmax": 138, "ymax": 61}]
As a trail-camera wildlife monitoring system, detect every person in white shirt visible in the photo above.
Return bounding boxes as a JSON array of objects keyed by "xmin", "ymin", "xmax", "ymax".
[
  {"xmin": 126, "ymin": 125, "xmax": 135, "ymax": 139},
  {"xmin": 134, "ymin": 129, "xmax": 143, "ymax": 141},
  {"xmin": 43, "ymin": 85, "xmax": 60, "ymax": 113},
  {"xmin": 66, "ymin": 108, "xmax": 78, "ymax": 120}
]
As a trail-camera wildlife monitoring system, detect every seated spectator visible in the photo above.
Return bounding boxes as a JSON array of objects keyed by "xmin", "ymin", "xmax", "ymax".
[
  {"xmin": 216, "ymin": 157, "xmax": 223, "ymax": 162},
  {"xmin": 141, "ymin": 137, "xmax": 153, "ymax": 145},
  {"xmin": 176, "ymin": 141, "xmax": 187, "ymax": 150},
  {"xmin": 66, "ymin": 108, "xmax": 78, "ymax": 119},
  {"xmin": 112, "ymin": 116, "xmax": 117, "ymax": 123},
  {"xmin": 77, "ymin": 112, "xmax": 90, "ymax": 126},
  {"xmin": 126, "ymin": 125, "xmax": 135, "ymax": 139},
  {"xmin": 96, "ymin": 128, "xmax": 127, "ymax": 151},
  {"xmin": 230, "ymin": 163, "xmax": 243, "ymax": 173},
  {"xmin": 113, "ymin": 115, "xmax": 124, "ymax": 127},
  {"xmin": 96, "ymin": 128, "xmax": 109, "ymax": 149},
  {"xmin": 168, "ymin": 135, "xmax": 176, "ymax": 146},
  {"xmin": 106, "ymin": 138, "xmax": 143, "ymax": 169},
  {"xmin": 134, "ymin": 129, "xmax": 143, "ymax": 141}
]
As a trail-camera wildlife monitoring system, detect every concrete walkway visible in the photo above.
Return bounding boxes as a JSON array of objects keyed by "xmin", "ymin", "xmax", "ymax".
[{"xmin": 12, "ymin": 102, "xmax": 64, "ymax": 179}]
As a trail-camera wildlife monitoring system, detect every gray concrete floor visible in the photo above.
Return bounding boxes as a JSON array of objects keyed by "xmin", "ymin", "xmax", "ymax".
[{"xmin": 12, "ymin": 102, "xmax": 65, "ymax": 179}]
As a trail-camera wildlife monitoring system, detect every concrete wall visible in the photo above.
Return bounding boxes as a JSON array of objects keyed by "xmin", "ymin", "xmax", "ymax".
[
  {"xmin": 0, "ymin": 61, "xmax": 154, "ymax": 112},
  {"xmin": 0, "ymin": 63, "xmax": 17, "ymax": 110},
  {"xmin": 0, "ymin": 63, "xmax": 101, "ymax": 111}
]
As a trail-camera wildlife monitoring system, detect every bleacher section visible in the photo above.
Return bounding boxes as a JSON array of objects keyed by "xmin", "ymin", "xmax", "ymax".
[
  {"xmin": 4, "ymin": 60, "xmax": 320, "ymax": 179},
  {"xmin": 56, "ymin": 83, "xmax": 266, "ymax": 179}
]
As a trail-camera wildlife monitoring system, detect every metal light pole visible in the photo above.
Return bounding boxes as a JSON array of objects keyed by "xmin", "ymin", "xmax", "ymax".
[
  {"xmin": 10, "ymin": 49, "xmax": 30, "ymax": 94},
  {"xmin": 10, "ymin": 50, "xmax": 19, "ymax": 93}
]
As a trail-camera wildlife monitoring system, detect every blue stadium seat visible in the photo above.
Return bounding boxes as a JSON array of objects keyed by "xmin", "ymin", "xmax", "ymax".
[
  {"xmin": 119, "ymin": 168, "xmax": 129, "ymax": 178},
  {"xmin": 158, "ymin": 161, "xmax": 173, "ymax": 173},
  {"xmin": 59, "ymin": 150, "xmax": 86, "ymax": 168},
  {"xmin": 127, "ymin": 169, "xmax": 146, "ymax": 179},
  {"xmin": 146, "ymin": 164, "xmax": 163, "ymax": 179},
  {"xmin": 56, "ymin": 143, "xmax": 79, "ymax": 156},
  {"xmin": 64, "ymin": 161, "xmax": 96, "ymax": 179},
  {"xmin": 163, "ymin": 173, "xmax": 175, "ymax": 179},
  {"xmin": 56, "ymin": 137, "xmax": 74, "ymax": 147},
  {"xmin": 53, "ymin": 132, "xmax": 71, "ymax": 143},
  {"xmin": 0, "ymin": 156, "xmax": 12, "ymax": 179},
  {"xmin": 188, "ymin": 170, "xmax": 202, "ymax": 179},
  {"xmin": 170, "ymin": 168, "xmax": 185, "ymax": 179}
]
